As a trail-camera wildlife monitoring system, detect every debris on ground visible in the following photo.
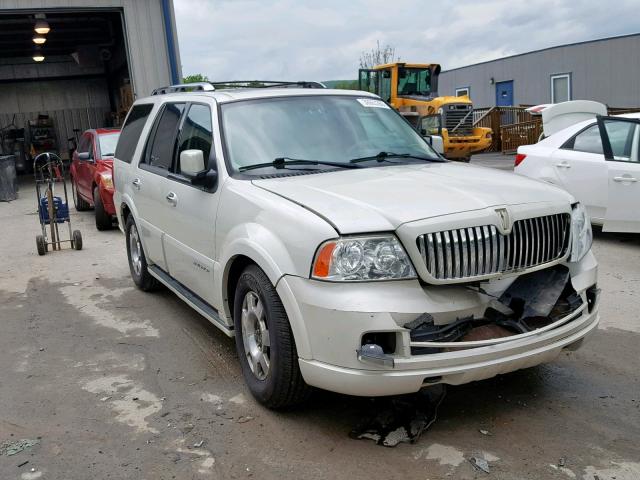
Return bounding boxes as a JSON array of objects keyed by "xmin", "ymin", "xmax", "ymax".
[
  {"xmin": 479, "ymin": 429, "xmax": 492, "ymax": 436},
  {"xmin": 469, "ymin": 456, "xmax": 491, "ymax": 473},
  {"xmin": 193, "ymin": 440, "xmax": 205, "ymax": 448},
  {"xmin": 17, "ymin": 460, "xmax": 29, "ymax": 468},
  {"xmin": 349, "ymin": 385, "xmax": 446, "ymax": 447},
  {"xmin": 237, "ymin": 416, "xmax": 254, "ymax": 424},
  {"xmin": 558, "ymin": 456, "xmax": 566, "ymax": 467},
  {"xmin": 0, "ymin": 438, "xmax": 40, "ymax": 456}
]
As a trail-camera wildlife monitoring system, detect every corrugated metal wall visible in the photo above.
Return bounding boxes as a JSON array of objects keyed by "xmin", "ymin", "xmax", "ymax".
[{"xmin": 439, "ymin": 34, "xmax": 640, "ymax": 108}]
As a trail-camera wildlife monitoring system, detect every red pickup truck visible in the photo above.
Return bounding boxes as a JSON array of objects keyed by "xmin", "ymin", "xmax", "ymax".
[{"xmin": 70, "ymin": 128, "xmax": 120, "ymax": 230}]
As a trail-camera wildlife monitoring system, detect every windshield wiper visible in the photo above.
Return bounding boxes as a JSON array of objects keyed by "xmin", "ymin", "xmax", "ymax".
[
  {"xmin": 239, "ymin": 156, "xmax": 362, "ymax": 172},
  {"xmin": 349, "ymin": 151, "xmax": 441, "ymax": 164}
]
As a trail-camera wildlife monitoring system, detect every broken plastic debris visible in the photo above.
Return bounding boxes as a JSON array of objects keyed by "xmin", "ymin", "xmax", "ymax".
[
  {"xmin": 469, "ymin": 456, "xmax": 490, "ymax": 474},
  {"xmin": 349, "ymin": 385, "xmax": 446, "ymax": 447},
  {"xmin": 479, "ymin": 429, "xmax": 492, "ymax": 436},
  {"xmin": 237, "ymin": 416, "xmax": 254, "ymax": 424},
  {"xmin": 0, "ymin": 438, "xmax": 39, "ymax": 456},
  {"xmin": 193, "ymin": 440, "xmax": 205, "ymax": 448}
]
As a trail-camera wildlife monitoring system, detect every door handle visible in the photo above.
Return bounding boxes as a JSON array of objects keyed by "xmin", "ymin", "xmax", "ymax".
[
  {"xmin": 555, "ymin": 162, "xmax": 571, "ymax": 169},
  {"xmin": 166, "ymin": 192, "xmax": 178, "ymax": 206},
  {"xmin": 613, "ymin": 176, "xmax": 638, "ymax": 183},
  {"xmin": 132, "ymin": 178, "xmax": 141, "ymax": 189}
]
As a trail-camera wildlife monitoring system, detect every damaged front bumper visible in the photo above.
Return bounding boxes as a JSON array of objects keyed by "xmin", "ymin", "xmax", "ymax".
[{"xmin": 277, "ymin": 250, "xmax": 599, "ymax": 397}]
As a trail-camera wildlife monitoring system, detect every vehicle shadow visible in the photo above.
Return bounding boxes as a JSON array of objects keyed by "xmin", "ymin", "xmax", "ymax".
[{"xmin": 592, "ymin": 225, "xmax": 639, "ymax": 245}]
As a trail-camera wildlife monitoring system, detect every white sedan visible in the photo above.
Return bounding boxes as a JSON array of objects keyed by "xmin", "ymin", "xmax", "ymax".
[{"xmin": 516, "ymin": 112, "xmax": 640, "ymax": 233}]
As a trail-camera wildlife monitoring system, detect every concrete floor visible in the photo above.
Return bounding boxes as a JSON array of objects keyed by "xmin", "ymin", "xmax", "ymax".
[{"xmin": 1, "ymin": 167, "xmax": 639, "ymax": 480}]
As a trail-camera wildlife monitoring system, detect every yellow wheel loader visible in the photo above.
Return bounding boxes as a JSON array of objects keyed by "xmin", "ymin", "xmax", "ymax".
[{"xmin": 358, "ymin": 63, "xmax": 492, "ymax": 161}]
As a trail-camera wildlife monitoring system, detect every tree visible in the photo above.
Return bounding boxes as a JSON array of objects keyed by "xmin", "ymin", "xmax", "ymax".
[
  {"xmin": 183, "ymin": 73, "xmax": 209, "ymax": 83},
  {"xmin": 359, "ymin": 41, "xmax": 399, "ymax": 69}
]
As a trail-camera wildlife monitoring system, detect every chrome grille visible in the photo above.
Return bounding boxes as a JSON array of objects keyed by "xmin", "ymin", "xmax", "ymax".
[
  {"xmin": 417, "ymin": 213, "xmax": 570, "ymax": 281},
  {"xmin": 443, "ymin": 104, "xmax": 474, "ymax": 136}
]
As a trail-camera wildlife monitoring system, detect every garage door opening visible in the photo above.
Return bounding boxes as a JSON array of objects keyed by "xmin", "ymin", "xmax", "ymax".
[{"xmin": 0, "ymin": 10, "xmax": 133, "ymax": 172}]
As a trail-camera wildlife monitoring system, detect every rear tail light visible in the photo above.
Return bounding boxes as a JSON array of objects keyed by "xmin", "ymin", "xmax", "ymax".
[{"xmin": 514, "ymin": 153, "xmax": 527, "ymax": 167}]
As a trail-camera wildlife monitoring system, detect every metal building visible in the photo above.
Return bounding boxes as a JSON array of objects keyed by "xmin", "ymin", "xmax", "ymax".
[
  {"xmin": 439, "ymin": 33, "xmax": 640, "ymax": 109},
  {"xmin": 0, "ymin": 0, "xmax": 182, "ymax": 162}
]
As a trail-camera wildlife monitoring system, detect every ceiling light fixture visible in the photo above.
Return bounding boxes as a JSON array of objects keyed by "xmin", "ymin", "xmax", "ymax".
[
  {"xmin": 33, "ymin": 47, "xmax": 45, "ymax": 62},
  {"xmin": 34, "ymin": 20, "xmax": 50, "ymax": 34},
  {"xmin": 33, "ymin": 34, "xmax": 47, "ymax": 45}
]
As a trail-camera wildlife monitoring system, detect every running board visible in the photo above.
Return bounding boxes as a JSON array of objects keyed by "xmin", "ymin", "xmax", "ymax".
[{"xmin": 148, "ymin": 265, "xmax": 233, "ymax": 337}]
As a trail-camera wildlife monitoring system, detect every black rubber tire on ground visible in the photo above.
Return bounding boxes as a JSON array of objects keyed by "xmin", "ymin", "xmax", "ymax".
[
  {"xmin": 72, "ymin": 230, "xmax": 83, "ymax": 250},
  {"xmin": 125, "ymin": 215, "xmax": 159, "ymax": 292},
  {"xmin": 71, "ymin": 178, "xmax": 91, "ymax": 211},
  {"xmin": 93, "ymin": 186, "xmax": 112, "ymax": 231},
  {"xmin": 36, "ymin": 235, "xmax": 46, "ymax": 256},
  {"xmin": 233, "ymin": 264, "xmax": 311, "ymax": 409}
]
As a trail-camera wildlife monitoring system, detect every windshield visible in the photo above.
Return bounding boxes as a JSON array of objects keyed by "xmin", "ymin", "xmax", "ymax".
[
  {"xmin": 221, "ymin": 95, "xmax": 439, "ymax": 173},
  {"xmin": 397, "ymin": 68, "xmax": 431, "ymax": 96},
  {"xmin": 98, "ymin": 132, "xmax": 120, "ymax": 157}
]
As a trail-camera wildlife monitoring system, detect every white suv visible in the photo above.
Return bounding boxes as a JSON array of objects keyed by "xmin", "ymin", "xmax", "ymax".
[{"xmin": 113, "ymin": 83, "xmax": 599, "ymax": 408}]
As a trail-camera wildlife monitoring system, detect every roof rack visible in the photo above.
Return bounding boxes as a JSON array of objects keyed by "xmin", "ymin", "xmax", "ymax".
[
  {"xmin": 150, "ymin": 80, "xmax": 325, "ymax": 96},
  {"xmin": 151, "ymin": 82, "xmax": 215, "ymax": 95},
  {"xmin": 210, "ymin": 80, "xmax": 326, "ymax": 89}
]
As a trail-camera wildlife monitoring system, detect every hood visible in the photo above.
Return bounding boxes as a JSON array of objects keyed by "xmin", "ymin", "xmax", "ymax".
[{"xmin": 252, "ymin": 162, "xmax": 573, "ymax": 233}]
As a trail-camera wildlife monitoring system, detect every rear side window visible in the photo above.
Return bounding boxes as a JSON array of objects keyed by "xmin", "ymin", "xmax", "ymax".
[
  {"xmin": 566, "ymin": 124, "xmax": 602, "ymax": 155},
  {"xmin": 177, "ymin": 104, "xmax": 213, "ymax": 172},
  {"xmin": 143, "ymin": 103, "xmax": 185, "ymax": 171},
  {"xmin": 77, "ymin": 134, "xmax": 91, "ymax": 154},
  {"xmin": 115, "ymin": 104, "xmax": 154, "ymax": 164}
]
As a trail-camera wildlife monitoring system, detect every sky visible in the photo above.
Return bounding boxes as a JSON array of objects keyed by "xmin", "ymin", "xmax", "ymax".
[{"xmin": 173, "ymin": 0, "xmax": 640, "ymax": 82}]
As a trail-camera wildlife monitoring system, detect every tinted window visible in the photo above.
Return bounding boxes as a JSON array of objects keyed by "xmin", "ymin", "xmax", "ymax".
[
  {"xmin": 603, "ymin": 120, "xmax": 637, "ymax": 161},
  {"xmin": 571, "ymin": 124, "xmax": 603, "ymax": 155},
  {"xmin": 145, "ymin": 103, "xmax": 185, "ymax": 170},
  {"xmin": 115, "ymin": 104, "xmax": 153, "ymax": 164},
  {"xmin": 177, "ymin": 104, "xmax": 213, "ymax": 172}
]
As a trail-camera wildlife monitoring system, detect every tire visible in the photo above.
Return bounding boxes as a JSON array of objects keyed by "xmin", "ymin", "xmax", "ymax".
[
  {"xmin": 36, "ymin": 235, "xmax": 46, "ymax": 256},
  {"xmin": 94, "ymin": 186, "xmax": 112, "ymax": 231},
  {"xmin": 72, "ymin": 230, "xmax": 83, "ymax": 250},
  {"xmin": 71, "ymin": 178, "xmax": 90, "ymax": 211},
  {"xmin": 125, "ymin": 215, "xmax": 159, "ymax": 291},
  {"xmin": 233, "ymin": 264, "xmax": 311, "ymax": 409}
]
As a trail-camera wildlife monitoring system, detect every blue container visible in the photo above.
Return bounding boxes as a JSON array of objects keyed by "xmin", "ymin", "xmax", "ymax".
[{"xmin": 39, "ymin": 196, "xmax": 69, "ymax": 224}]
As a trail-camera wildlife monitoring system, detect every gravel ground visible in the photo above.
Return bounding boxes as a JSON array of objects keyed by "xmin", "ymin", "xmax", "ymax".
[{"xmin": 1, "ymin": 166, "xmax": 639, "ymax": 480}]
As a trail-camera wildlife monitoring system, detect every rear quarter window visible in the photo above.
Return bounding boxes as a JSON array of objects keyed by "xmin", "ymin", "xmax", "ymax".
[{"xmin": 115, "ymin": 104, "xmax": 154, "ymax": 164}]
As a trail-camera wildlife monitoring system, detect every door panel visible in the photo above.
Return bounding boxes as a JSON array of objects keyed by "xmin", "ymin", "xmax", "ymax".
[
  {"xmin": 550, "ymin": 148, "xmax": 607, "ymax": 222},
  {"xmin": 596, "ymin": 116, "xmax": 640, "ymax": 232},
  {"xmin": 76, "ymin": 134, "xmax": 92, "ymax": 198},
  {"xmin": 131, "ymin": 103, "xmax": 186, "ymax": 269},
  {"xmin": 495, "ymin": 80, "xmax": 513, "ymax": 107},
  {"xmin": 161, "ymin": 102, "xmax": 218, "ymax": 306}
]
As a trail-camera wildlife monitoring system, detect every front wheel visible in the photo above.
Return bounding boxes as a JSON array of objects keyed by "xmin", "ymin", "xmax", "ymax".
[
  {"xmin": 125, "ymin": 215, "xmax": 159, "ymax": 291},
  {"xmin": 94, "ymin": 187, "xmax": 112, "ymax": 231},
  {"xmin": 233, "ymin": 265, "xmax": 311, "ymax": 409}
]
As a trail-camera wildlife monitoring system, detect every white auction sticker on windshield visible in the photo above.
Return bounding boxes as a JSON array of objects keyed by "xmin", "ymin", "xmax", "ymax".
[{"xmin": 357, "ymin": 98, "xmax": 389, "ymax": 109}]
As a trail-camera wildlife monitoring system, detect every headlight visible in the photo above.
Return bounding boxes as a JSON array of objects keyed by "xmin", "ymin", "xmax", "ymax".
[
  {"xmin": 100, "ymin": 173, "xmax": 114, "ymax": 189},
  {"xmin": 569, "ymin": 203, "xmax": 592, "ymax": 262},
  {"xmin": 312, "ymin": 235, "xmax": 417, "ymax": 281}
]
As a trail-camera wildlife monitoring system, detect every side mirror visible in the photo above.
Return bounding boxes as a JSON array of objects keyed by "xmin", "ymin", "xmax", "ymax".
[
  {"xmin": 180, "ymin": 149, "xmax": 205, "ymax": 176},
  {"xmin": 425, "ymin": 135, "xmax": 445, "ymax": 155},
  {"xmin": 78, "ymin": 152, "xmax": 92, "ymax": 161},
  {"xmin": 179, "ymin": 149, "xmax": 217, "ymax": 190}
]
